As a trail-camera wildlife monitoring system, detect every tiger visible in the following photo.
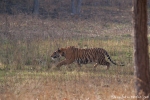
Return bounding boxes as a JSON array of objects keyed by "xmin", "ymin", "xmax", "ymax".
[{"xmin": 51, "ymin": 46, "xmax": 124, "ymax": 69}]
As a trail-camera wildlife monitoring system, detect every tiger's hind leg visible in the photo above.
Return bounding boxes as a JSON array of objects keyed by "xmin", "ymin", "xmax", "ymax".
[
  {"xmin": 102, "ymin": 60, "xmax": 110, "ymax": 70},
  {"xmin": 98, "ymin": 59, "xmax": 110, "ymax": 70},
  {"xmin": 106, "ymin": 62, "xmax": 110, "ymax": 70}
]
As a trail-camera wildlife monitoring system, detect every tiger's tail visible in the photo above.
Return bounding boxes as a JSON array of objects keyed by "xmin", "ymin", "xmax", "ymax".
[{"xmin": 105, "ymin": 51, "xmax": 124, "ymax": 66}]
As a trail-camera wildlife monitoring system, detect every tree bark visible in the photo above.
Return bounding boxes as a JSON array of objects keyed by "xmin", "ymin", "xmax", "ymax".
[
  {"xmin": 71, "ymin": 0, "xmax": 82, "ymax": 15},
  {"xmin": 33, "ymin": 0, "xmax": 39, "ymax": 15},
  {"xmin": 133, "ymin": 0, "xmax": 150, "ymax": 99},
  {"xmin": 76, "ymin": 0, "xmax": 82, "ymax": 14},
  {"xmin": 71, "ymin": 0, "xmax": 76, "ymax": 15}
]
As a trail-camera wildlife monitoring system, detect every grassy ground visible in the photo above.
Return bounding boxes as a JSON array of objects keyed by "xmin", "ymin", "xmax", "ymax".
[
  {"xmin": 0, "ymin": 4, "xmax": 149, "ymax": 100},
  {"xmin": 0, "ymin": 31, "xmax": 134, "ymax": 100},
  {"xmin": 0, "ymin": 69, "xmax": 135, "ymax": 100}
]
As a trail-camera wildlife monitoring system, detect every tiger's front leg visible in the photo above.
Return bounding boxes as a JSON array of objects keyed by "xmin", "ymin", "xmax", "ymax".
[
  {"xmin": 76, "ymin": 63, "xmax": 82, "ymax": 71},
  {"xmin": 56, "ymin": 59, "xmax": 74, "ymax": 68}
]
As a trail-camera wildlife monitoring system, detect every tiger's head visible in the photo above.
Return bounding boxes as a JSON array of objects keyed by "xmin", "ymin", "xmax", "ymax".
[{"xmin": 51, "ymin": 48, "xmax": 65, "ymax": 60}]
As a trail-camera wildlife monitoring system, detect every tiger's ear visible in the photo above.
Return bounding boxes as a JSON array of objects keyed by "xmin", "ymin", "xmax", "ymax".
[{"xmin": 58, "ymin": 48, "xmax": 61, "ymax": 52}]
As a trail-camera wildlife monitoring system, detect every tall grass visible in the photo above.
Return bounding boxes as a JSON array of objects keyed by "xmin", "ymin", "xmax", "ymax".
[
  {"xmin": 0, "ymin": 6, "xmax": 135, "ymax": 99},
  {"xmin": 0, "ymin": 35, "xmax": 132, "ymax": 70}
]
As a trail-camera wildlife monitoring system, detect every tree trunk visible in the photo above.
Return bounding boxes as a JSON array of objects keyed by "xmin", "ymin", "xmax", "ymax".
[
  {"xmin": 71, "ymin": 0, "xmax": 76, "ymax": 15},
  {"xmin": 76, "ymin": 0, "xmax": 82, "ymax": 14},
  {"xmin": 33, "ymin": 0, "xmax": 39, "ymax": 15},
  {"xmin": 71, "ymin": 0, "xmax": 82, "ymax": 15},
  {"xmin": 133, "ymin": 0, "xmax": 150, "ymax": 99}
]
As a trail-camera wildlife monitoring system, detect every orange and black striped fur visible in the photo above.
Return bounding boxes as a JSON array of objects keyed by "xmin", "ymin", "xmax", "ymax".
[{"xmin": 51, "ymin": 46, "xmax": 123, "ymax": 69}]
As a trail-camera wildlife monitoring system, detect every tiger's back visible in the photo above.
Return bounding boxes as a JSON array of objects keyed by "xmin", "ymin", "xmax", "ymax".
[{"xmin": 73, "ymin": 48, "xmax": 106, "ymax": 64}]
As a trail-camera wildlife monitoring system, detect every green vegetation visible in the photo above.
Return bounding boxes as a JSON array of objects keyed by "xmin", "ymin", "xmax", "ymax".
[
  {"xmin": 0, "ymin": 0, "xmax": 144, "ymax": 99},
  {"xmin": 0, "ymin": 33, "xmax": 132, "ymax": 70},
  {"xmin": 0, "ymin": 20, "xmax": 134, "ymax": 99}
]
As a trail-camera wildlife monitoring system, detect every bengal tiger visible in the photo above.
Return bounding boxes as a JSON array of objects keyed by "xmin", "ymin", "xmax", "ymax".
[{"xmin": 51, "ymin": 46, "xmax": 124, "ymax": 69}]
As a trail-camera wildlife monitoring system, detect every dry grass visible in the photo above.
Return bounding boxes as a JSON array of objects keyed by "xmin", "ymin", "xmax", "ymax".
[
  {"xmin": 0, "ymin": 3, "xmax": 147, "ymax": 99},
  {"xmin": 0, "ymin": 17, "xmax": 134, "ymax": 100},
  {"xmin": 0, "ymin": 69, "xmax": 135, "ymax": 100}
]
